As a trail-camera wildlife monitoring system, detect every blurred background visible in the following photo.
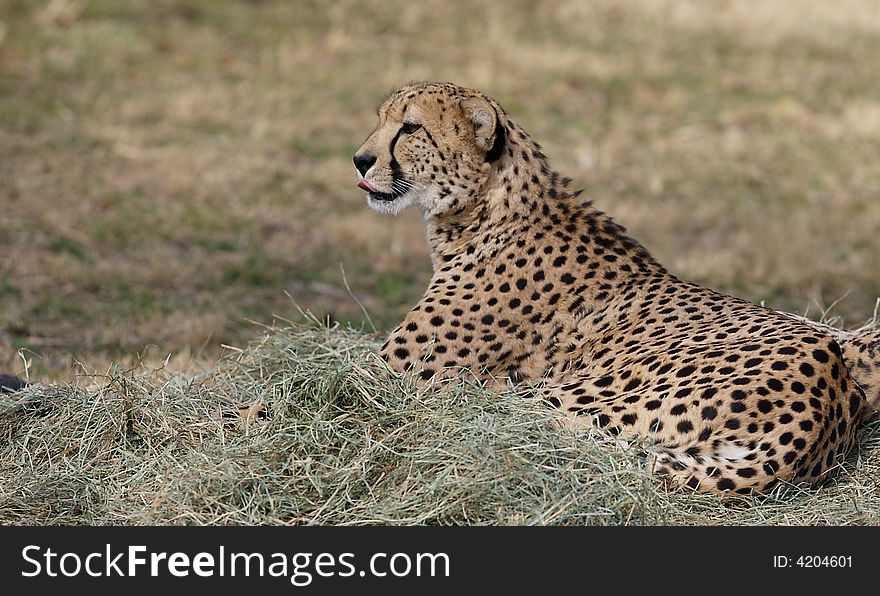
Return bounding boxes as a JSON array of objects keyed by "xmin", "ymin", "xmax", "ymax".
[{"xmin": 1, "ymin": 0, "xmax": 879, "ymax": 383}]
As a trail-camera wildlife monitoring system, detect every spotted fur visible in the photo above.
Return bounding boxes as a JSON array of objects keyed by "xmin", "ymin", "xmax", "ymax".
[{"xmin": 354, "ymin": 82, "xmax": 880, "ymax": 495}]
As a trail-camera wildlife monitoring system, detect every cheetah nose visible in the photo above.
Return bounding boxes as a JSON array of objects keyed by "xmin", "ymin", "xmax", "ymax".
[{"xmin": 353, "ymin": 153, "xmax": 377, "ymax": 177}]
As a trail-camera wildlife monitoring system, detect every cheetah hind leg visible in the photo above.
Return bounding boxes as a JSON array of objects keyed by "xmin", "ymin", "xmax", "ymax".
[
  {"xmin": 649, "ymin": 444, "xmax": 789, "ymax": 495},
  {"xmin": 543, "ymin": 390, "xmax": 786, "ymax": 494},
  {"xmin": 561, "ymin": 417, "xmax": 774, "ymax": 494}
]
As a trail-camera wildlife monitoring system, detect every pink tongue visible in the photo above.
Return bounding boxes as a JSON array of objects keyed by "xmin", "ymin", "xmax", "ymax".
[{"xmin": 357, "ymin": 180, "xmax": 378, "ymax": 193}]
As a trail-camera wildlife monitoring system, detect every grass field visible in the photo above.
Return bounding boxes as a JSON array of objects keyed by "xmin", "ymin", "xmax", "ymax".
[
  {"xmin": 2, "ymin": 0, "xmax": 880, "ymax": 526},
  {"xmin": 2, "ymin": 0, "xmax": 880, "ymax": 383}
]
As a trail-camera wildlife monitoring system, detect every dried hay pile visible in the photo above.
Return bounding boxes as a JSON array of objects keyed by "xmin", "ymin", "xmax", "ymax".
[{"xmin": 2, "ymin": 319, "xmax": 878, "ymax": 525}]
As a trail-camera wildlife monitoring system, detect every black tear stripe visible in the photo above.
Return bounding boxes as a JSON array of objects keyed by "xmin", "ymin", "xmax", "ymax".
[
  {"xmin": 389, "ymin": 125, "xmax": 407, "ymax": 186},
  {"xmin": 422, "ymin": 127, "xmax": 438, "ymax": 149},
  {"xmin": 486, "ymin": 108, "xmax": 506, "ymax": 163}
]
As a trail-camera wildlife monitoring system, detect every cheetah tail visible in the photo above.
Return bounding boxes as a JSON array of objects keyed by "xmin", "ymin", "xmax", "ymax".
[
  {"xmin": 776, "ymin": 311, "xmax": 880, "ymax": 419},
  {"xmin": 838, "ymin": 326, "xmax": 880, "ymax": 419}
]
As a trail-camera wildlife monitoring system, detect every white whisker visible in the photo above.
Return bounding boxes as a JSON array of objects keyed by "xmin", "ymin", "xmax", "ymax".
[{"xmin": 391, "ymin": 178, "xmax": 426, "ymax": 198}]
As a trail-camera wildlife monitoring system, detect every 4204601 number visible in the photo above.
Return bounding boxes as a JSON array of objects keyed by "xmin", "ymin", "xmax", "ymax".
[{"xmin": 774, "ymin": 555, "xmax": 853, "ymax": 568}]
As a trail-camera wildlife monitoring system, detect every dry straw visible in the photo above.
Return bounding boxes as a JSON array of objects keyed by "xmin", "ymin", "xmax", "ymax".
[{"xmin": 1, "ymin": 317, "xmax": 878, "ymax": 525}]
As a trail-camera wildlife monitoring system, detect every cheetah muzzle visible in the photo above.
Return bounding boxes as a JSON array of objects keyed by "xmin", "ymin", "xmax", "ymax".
[{"xmin": 354, "ymin": 81, "xmax": 880, "ymax": 495}]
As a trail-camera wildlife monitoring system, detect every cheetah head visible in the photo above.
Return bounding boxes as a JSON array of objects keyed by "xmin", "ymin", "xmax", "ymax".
[{"xmin": 353, "ymin": 82, "xmax": 505, "ymax": 217}]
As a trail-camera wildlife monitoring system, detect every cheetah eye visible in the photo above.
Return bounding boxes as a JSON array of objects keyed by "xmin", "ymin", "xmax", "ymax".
[{"xmin": 400, "ymin": 122, "xmax": 422, "ymax": 135}]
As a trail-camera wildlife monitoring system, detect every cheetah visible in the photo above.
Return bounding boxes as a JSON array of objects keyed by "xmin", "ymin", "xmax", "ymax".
[
  {"xmin": 354, "ymin": 83, "xmax": 880, "ymax": 494},
  {"xmin": 354, "ymin": 82, "xmax": 880, "ymax": 495}
]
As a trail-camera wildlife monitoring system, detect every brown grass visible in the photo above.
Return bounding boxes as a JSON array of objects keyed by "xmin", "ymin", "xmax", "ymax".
[{"xmin": 1, "ymin": 0, "xmax": 879, "ymax": 383}]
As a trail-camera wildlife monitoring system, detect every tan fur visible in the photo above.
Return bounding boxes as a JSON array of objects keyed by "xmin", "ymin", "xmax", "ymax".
[
  {"xmin": 354, "ymin": 82, "xmax": 880, "ymax": 494},
  {"xmin": 778, "ymin": 312, "xmax": 880, "ymax": 419}
]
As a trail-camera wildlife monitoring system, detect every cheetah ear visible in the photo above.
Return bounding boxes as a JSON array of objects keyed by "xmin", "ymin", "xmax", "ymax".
[{"xmin": 460, "ymin": 96, "xmax": 498, "ymax": 153}]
